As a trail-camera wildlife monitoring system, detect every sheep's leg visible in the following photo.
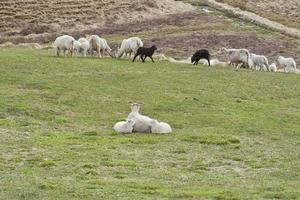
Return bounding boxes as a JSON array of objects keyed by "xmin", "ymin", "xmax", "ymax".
[
  {"xmin": 97, "ymin": 48, "xmax": 101, "ymax": 58},
  {"xmin": 56, "ymin": 47, "xmax": 60, "ymax": 56},
  {"xmin": 207, "ymin": 58, "xmax": 210, "ymax": 66},
  {"xmin": 149, "ymin": 56, "xmax": 154, "ymax": 63},
  {"xmin": 142, "ymin": 55, "xmax": 146, "ymax": 62},
  {"xmin": 132, "ymin": 53, "xmax": 139, "ymax": 62}
]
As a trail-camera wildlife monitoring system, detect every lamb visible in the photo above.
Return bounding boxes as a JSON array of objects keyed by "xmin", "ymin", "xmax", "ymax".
[
  {"xmin": 150, "ymin": 120, "xmax": 172, "ymax": 134},
  {"xmin": 117, "ymin": 37, "xmax": 143, "ymax": 59},
  {"xmin": 53, "ymin": 35, "xmax": 75, "ymax": 57},
  {"xmin": 78, "ymin": 37, "xmax": 90, "ymax": 57},
  {"xmin": 132, "ymin": 45, "xmax": 157, "ymax": 62},
  {"xmin": 113, "ymin": 119, "xmax": 135, "ymax": 133},
  {"xmin": 249, "ymin": 53, "xmax": 269, "ymax": 71},
  {"xmin": 219, "ymin": 47, "xmax": 250, "ymax": 69},
  {"xmin": 269, "ymin": 63, "xmax": 277, "ymax": 72},
  {"xmin": 127, "ymin": 103, "xmax": 152, "ymax": 133},
  {"xmin": 73, "ymin": 40, "xmax": 81, "ymax": 56},
  {"xmin": 191, "ymin": 49, "xmax": 211, "ymax": 66},
  {"xmin": 88, "ymin": 35, "xmax": 112, "ymax": 58},
  {"xmin": 278, "ymin": 56, "xmax": 297, "ymax": 73}
]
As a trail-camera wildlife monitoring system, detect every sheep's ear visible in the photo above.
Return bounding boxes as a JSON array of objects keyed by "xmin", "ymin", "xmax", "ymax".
[
  {"xmin": 137, "ymin": 102, "xmax": 144, "ymax": 105},
  {"xmin": 128, "ymin": 101, "xmax": 135, "ymax": 105}
]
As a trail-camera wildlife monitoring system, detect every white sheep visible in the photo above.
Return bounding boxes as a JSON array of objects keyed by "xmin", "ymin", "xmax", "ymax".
[
  {"xmin": 278, "ymin": 56, "xmax": 297, "ymax": 73},
  {"xmin": 150, "ymin": 120, "xmax": 172, "ymax": 134},
  {"xmin": 113, "ymin": 119, "xmax": 135, "ymax": 133},
  {"xmin": 116, "ymin": 37, "xmax": 143, "ymax": 58},
  {"xmin": 219, "ymin": 47, "xmax": 250, "ymax": 69},
  {"xmin": 78, "ymin": 37, "xmax": 90, "ymax": 57},
  {"xmin": 73, "ymin": 40, "xmax": 81, "ymax": 56},
  {"xmin": 88, "ymin": 35, "xmax": 112, "ymax": 58},
  {"xmin": 269, "ymin": 63, "xmax": 277, "ymax": 72},
  {"xmin": 53, "ymin": 35, "xmax": 75, "ymax": 57},
  {"xmin": 249, "ymin": 53, "xmax": 269, "ymax": 71},
  {"xmin": 127, "ymin": 103, "xmax": 152, "ymax": 133}
]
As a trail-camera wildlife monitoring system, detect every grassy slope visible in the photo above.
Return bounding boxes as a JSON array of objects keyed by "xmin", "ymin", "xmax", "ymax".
[{"xmin": 0, "ymin": 48, "xmax": 299, "ymax": 199}]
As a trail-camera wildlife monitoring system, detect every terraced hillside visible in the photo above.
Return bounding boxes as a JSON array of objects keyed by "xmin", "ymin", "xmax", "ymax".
[
  {"xmin": 218, "ymin": 0, "xmax": 300, "ymax": 30},
  {"xmin": 0, "ymin": 0, "xmax": 194, "ymax": 37}
]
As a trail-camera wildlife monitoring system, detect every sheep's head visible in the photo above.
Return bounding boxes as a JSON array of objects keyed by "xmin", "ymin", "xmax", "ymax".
[
  {"xmin": 126, "ymin": 119, "xmax": 135, "ymax": 126},
  {"xmin": 278, "ymin": 56, "xmax": 284, "ymax": 61},
  {"xmin": 150, "ymin": 119, "xmax": 158, "ymax": 126},
  {"xmin": 129, "ymin": 102, "xmax": 141, "ymax": 112},
  {"xmin": 151, "ymin": 45, "xmax": 157, "ymax": 51}
]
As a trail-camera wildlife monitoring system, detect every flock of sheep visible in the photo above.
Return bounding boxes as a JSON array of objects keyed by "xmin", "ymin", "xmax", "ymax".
[
  {"xmin": 52, "ymin": 34, "xmax": 298, "ymax": 134},
  {"xmin": 53, "ymin": 34, "xmax": 297, "ymax": 73},
  {"xmin": 53, "ymin": 34, "xmax": 144, "ymax": 60},
  {"xmin": 218, "ymin": 47, "xmax": 297, "ymax": 73}
]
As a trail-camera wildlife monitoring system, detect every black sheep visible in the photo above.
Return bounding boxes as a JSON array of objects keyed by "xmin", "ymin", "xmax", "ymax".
[
  {"xmin": 191, "ymin": 49, "xmax": 211, "ymax": 66},
  {"xmin": 132, "ymin": 45, "xmax": 157, "ymax": 62}
]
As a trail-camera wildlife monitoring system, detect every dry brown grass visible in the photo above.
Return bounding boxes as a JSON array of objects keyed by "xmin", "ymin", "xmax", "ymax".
[
  {"xmin": 220, "ymin": 0, "xmax": 300, "ymax": 29},
  {"xmin": 0, "ymin": 0, "xmax": 194, "ymax": 37}
]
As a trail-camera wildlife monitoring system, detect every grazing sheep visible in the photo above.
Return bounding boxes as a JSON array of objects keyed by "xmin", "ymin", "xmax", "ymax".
[
  {"xmin": 150, "ymin": 120, "xmax": 172, "ymax": 134},
  {"xmin": 249, "ymin": 53, "xmax": 269, "ymax": 71},
  {"xmin": 127, "ymin": 103, "xmax": 152, "ymax": 133},
  {"xmin": 269, "ymin": 63, "xmax": 277, "ymax": 72},
  {"xmin": 73, "ymin": 40, "xmax": 81, "ymax": 56},
  {"xmin": 117, "ymin": 37, "xmax": 143, "ymax": 58},
  {"xmin": 220, "ymin": 47, "xmax": 250, "ymax": 69},
  {"xmin": 88, "ymin": 35, "xmax": 112, "ymax": 58},
  {"xmin": 278, "ymin": 56, "xmax": 297, "ymax": 73},
  {"xmin": 191, "ymin": 49, "xmax": 211, "ymax": 66},
  {"xmin": 78, "ymin": 37, "xmax": 90, "ymax": 57},
  {"xmin": 53, "ymin": 35, "xmax": 75, "ymax": 57},
  {"xmin": 132, "ymin": 45, "xmax": 157, "ymax": 62},
  {"xmin": 113, "ymin": 119, "xmax": 135, "ymax": 133}
]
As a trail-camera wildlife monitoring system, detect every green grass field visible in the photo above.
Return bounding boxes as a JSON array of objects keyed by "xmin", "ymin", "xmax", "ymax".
[{"xmin": 0, "ymin": 47, "xmax": 299, "ymax": 199}]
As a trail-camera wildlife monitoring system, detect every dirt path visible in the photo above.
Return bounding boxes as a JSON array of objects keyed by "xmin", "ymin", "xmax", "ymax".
[{"xmin": 204, "ymin": 0, "xmax": 300, "ymax": 39}]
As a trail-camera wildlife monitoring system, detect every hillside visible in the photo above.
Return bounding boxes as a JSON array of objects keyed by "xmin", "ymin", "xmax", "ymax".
[
  {"xmin": 0, "ymin": 48, "xmax": 299, "ymax": 199},
  {"xmin": 217, "ymin": 0, "xmax": 300, "ymax": 30},
  {"xmin": 0, "ymin": 0, "xmax": 194, "ymax": 37}
]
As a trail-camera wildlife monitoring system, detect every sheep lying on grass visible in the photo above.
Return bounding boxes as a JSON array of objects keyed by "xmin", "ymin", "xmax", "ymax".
[
  {"xmin": 150, "ymin": 120, "xmax": 172, "ymax": 134},
  {"xmin": 127, "ymin": 103, "xmax": 153, "ymax": 133},
  {"xmin": 113, "ymin": 119, "xmax": 135, "ymax": 133},
  {"xmin": 113, "ymin": 103, "xmax": 172, "ymax": 134}
]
